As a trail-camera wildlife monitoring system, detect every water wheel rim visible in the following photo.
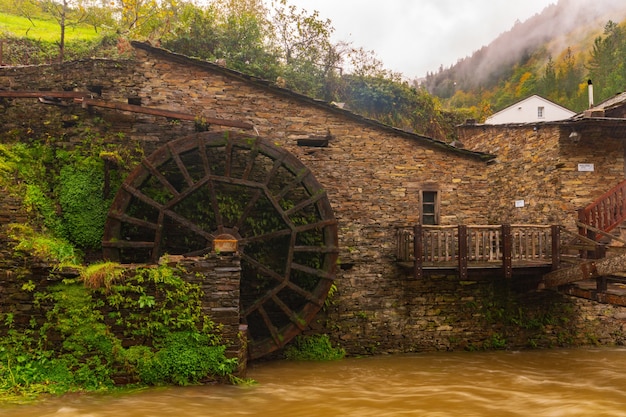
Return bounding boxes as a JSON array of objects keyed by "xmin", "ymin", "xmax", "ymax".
[{"xmin": 102, "ymin": 131, "xmax": 338, "ymax": 359}]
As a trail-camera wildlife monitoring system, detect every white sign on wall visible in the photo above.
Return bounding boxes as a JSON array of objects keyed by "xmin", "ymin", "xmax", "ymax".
[
  {"xmin": 515, "ymin": 200, "xmax": 525, "ymax": 208},
  {"xmin": 578, "ymin": 163, "xmax": 594, "ymax": 172}
]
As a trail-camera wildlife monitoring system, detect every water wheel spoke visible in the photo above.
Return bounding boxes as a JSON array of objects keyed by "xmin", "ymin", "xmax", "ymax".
[
  {"xmin": 108, "ymin": 211, "xmax": 158, "ymax": 230},
  {"xmin": 240, "ymin": 253, "xmax": 287, "ymax": 284},
  {"xmin": 142, "ymin": 158, "xmax": 180, "ymax": 198},
  {"xmin": 168, "ymin": 142, "xmax": 195, "ymax": 187},
  {"xmin": 295, "ymin": 218, "xmax": 338, "ymax": 233},
  {"xmin": 224, "ymin": 140, "xmax": 234, "ymax": 177},
  {"xmin": 294, "ymin": 245, "xmax": 339, "ymax": 254},
  {"xmin": 164, "ymin": 176, "xmax": 211, "ymax": 208},
  {"xmin": 257, "ymin": 305, "xmax": 282, "ymax": 348},
  {"xmin": 241, "ymin": 147, "xmax": 260, "ymax": 181},
  {"xmin": 122, "ymin": 183, "xmax": 164, "ymax": 211},
  {"xmin": 196, "ymin": 134, "xmax": 212, "ymax": 177},
  {"xmin": 291, "ymin": 262, "xmax": 335, "ymax": 281},
  {"xmin": 234, "ymin": 189, "xmax": 264, "ymax": 231},
  {"xmin": 285, "ymin": 191, "xmax": 326, "ymax": 217},
  {"xmin": 264, "ymin": 154, "xmax": 287, "ymax": 186},
  {"xmin": 271, "ymin": 294, "xmax": 307, "ymax": 330},
  {"xmin": 239, "ymin": 228, "xmax": 293, "ymax": 244},
  {"xmin": 211, "ymin": 175, "xmax": 265, "ymax": 189},
  {"xmin": 275, "ymin": 168, "xmax": 311, "ymax": 201},
  {"xmin": 163, "ymin": 209, "xmax": 215, "ymax": 241},
  {"xmin": 283, "ymin": 280, "xmax": 324, "ymax": 306}
]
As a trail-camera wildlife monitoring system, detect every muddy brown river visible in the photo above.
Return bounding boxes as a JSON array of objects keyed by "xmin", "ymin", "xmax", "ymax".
[{"xmin": 2, "ymin": 347, "xmax": 626, "ymax": 416}]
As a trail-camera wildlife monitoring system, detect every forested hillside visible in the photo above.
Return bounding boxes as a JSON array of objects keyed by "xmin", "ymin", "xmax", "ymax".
[{"xmin": 424, "ymin": 0, "xmax": 626, "ymax": 116}]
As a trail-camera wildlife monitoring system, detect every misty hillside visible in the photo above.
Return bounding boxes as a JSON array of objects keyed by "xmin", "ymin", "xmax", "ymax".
[{"xmin": 424, "ymin": 0, "xmax": 626, "ymax": 112}]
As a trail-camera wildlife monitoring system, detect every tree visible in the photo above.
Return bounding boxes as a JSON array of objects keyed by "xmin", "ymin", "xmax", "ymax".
[
  {"xmin": 1, "ymin": 0, "xmax": 40, "ymax": 26},
  {"xmin": 587, "ymin": 20, "xmax": 626, "ymax": 101},
  {"xmin": 41, "ymin": 0, "xmax": 85, "ymax": 62},
  {"xmin": 539, "ymin": 55, "xmax": 557, "ymax": 99},
  {"xmin": 269, "ymin": 0, "xmax": 343, "ymax": 99}
]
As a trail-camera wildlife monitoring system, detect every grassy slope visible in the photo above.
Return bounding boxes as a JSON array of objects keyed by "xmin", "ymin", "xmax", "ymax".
[{"xmin": 0, "ymin": 11, "xmax": 99, "ymax": 41}]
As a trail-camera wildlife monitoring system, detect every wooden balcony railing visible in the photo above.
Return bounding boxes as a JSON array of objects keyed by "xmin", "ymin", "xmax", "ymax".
[
  {"xmin": 578, "ymin": 179, "xmax": 626, "ymax": 240},
  {"xmin": 397, "ymin": 224, "xmax": 560, "ymax": 279}
]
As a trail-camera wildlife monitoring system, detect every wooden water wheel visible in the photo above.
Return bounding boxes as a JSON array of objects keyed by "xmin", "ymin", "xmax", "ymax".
[{"xmin": 102, "ymin": 131, "xmax": 338, "ymax": 359}]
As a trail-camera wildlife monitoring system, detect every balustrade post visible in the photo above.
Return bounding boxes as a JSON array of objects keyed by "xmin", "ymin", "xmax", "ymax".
[
  {"xmin": 413, "ymin": 225, "xmax": 423, "ymax": 280},
  {"xmin": 501, "ymin": 224, "xmax": 512, "ymax": 279},
  {"xmin": 458, "ymin": 225, "xmax": 468, "ymax": 280},
  {"xmin": 551, "ymin": 225, "xmax": 560, "ymax": 271}
]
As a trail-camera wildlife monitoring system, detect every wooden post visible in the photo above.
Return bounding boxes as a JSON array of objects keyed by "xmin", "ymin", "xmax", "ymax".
[
  {"xmin": 577, "ymin": 208, "xmax": 588, "ymax": 259},
  {"xmin": 594, "ymin": 243, "xmax": 606, "ymax": 260},
  {"xmin": 458, "ymin": 225, "xmax": 468, "ymax": 280},
  {"xmin": 413, "ymin": 224, "xmax": 423, "ymax": 280},
  {"xmin": 597, "ymin": 276, "xmax": 608, "ymax": 292},
  {"xmin": 501, "ymin": 224, "xmax": 512, "ymax": 279},
  {"xmin": 551, "ymin": 225, "xmax": 560, "ymax": 271}
]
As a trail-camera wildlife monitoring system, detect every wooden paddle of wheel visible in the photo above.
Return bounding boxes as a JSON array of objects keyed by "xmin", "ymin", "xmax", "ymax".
[{"xmin": 102, "ymin": 131, "xmax": 338, "ymax": 359}]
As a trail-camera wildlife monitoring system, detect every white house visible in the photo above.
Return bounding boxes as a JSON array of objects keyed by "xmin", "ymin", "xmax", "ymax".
[{"xmin": 485, "ymin": 95, "xmax": 576, "ymax": 124}]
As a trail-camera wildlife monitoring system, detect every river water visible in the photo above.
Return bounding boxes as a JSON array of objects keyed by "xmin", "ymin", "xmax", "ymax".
[{"xmin": 3, "ymin": 347, "xmax": 626, "ymax": 417}]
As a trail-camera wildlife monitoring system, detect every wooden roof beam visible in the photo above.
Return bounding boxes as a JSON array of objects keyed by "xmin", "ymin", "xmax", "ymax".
[
  {"xmin": 0, "ymin": 91, "xmax": 92, "ymax": 98},
  {"xmin": 77, "ymin": 98, "xmax": 254, "ymax": 130}
]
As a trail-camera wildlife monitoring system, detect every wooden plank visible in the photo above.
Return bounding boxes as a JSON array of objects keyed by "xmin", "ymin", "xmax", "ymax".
[
  {"xmin": 0, "ymin": 91, "xmax": 91, "ymax": 98},
  {"xmin": 78, "ymin": 98, "xmax": 254, "ymax": 129},
  {"xmin": 458, "ymin": 225, "xmax": 468, "ymax": 280},
  {"xmin": 413, "ymin": 225, "xmax": 423, "ymax": 279},
  {"xmin": 502, "ymin": 224, "xmax": 512, "ymax": 279},
  {"xmin": 551, "ymin": 225, "xmax": 560, "ymax": 271},
  {"xmin": 542, "ymin": 252, "xmax": 626, "ymax": 288}
]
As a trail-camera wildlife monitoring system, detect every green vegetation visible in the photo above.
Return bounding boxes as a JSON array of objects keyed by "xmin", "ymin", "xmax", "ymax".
[
  {"xmin": 0, "ymin": 262, "xmax": 238, "ymax": 401},
  {"xmin": 0, "ymin": 12, "xmax": 99, "ymax": 41},
  {"xmin": 284, "ymin": 334, "xmax": 345, "ymax": 361},
  {"xmin": 0, "ymin": 132, "xmax": 243, "ymax": 400}
]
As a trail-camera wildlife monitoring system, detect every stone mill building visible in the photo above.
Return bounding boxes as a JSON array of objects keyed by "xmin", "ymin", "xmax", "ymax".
[{"xmin": 2, "ymin": 41, "xmax": 626, "ymax": 361}]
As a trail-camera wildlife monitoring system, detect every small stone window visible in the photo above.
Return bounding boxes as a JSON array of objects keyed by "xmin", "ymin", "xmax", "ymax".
[
  {"xmin": 537, "ymin": 106, "xmax": 545, "ymax": 118},
  {"xmin": 421, "ymin": 190, "xmax": 439, "ymax": 225}
]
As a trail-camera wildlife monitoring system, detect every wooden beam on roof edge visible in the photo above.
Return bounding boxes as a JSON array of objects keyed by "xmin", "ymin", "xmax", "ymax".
[
  {"xmin": 0, "ymin": 91, "xmax": 91, "ymax": 98},
  {"xmin": 77, "ymin": 98, "xmax": 254, "ymax": 130}
]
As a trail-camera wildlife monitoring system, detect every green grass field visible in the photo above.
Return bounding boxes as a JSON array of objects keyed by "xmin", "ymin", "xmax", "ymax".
[{"xmin": 0, "ymin": 12, "xmax": 100, "ymax": 41}]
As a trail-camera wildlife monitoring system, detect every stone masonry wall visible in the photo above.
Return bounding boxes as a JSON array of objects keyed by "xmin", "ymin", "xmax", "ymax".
[
  {"xmin": 458, "ymin": 123, "xmax": 625, "ymax": 230},
  {"xmin": 0, "ymin": 247, "xmax": 244, "ymax": 364}
]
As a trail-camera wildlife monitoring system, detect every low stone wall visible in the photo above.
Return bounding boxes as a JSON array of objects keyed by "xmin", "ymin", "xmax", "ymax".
[{"xmin": 0, "ymin": 248, "xmax": 245, "ymax": 370}]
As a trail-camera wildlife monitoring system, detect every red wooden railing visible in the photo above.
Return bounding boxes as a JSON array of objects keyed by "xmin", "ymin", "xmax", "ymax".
[{"xmin": 578, "ymin": 179, "xmax": 626, "ymax": 240}]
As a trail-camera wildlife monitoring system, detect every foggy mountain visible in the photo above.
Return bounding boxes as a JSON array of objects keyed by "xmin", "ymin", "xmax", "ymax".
[{"xmin": 424, "ymin": 0, "xmax": 626, "ymax": 96}]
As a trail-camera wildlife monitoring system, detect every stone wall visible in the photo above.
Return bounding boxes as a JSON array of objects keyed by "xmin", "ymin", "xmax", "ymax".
[
  {"xmin": 318, "ymin": 268, "xmax": 626, "ymax": 355},
  {"xmin": 0, "ymin": 247, "xmax": 244, "ymax": 365},
  {"xmin": 458, "ymin": 123, "xmax": 625, "ymax": 229}
]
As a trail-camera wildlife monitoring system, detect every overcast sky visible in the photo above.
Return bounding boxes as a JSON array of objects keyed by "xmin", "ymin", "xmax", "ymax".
[{"xmin": 283, "ymin": 0, "xmax": 557, "ymax": 79}]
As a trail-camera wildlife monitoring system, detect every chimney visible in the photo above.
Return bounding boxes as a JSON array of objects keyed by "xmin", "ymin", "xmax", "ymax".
[{"xmin": 588, "ymin": 79, "xmax": 594, "ymax": 108}]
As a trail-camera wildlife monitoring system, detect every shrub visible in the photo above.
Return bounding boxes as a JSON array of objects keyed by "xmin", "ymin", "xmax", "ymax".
[{"xmin": 284, "ymin": 334, "xmax": 345, "ymax": 361}]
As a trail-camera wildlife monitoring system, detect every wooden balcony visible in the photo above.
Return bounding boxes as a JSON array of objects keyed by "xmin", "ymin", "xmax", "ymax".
[{"xmin": 397, "ymin": 224, "xmax": 560, "ymax": 279}]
